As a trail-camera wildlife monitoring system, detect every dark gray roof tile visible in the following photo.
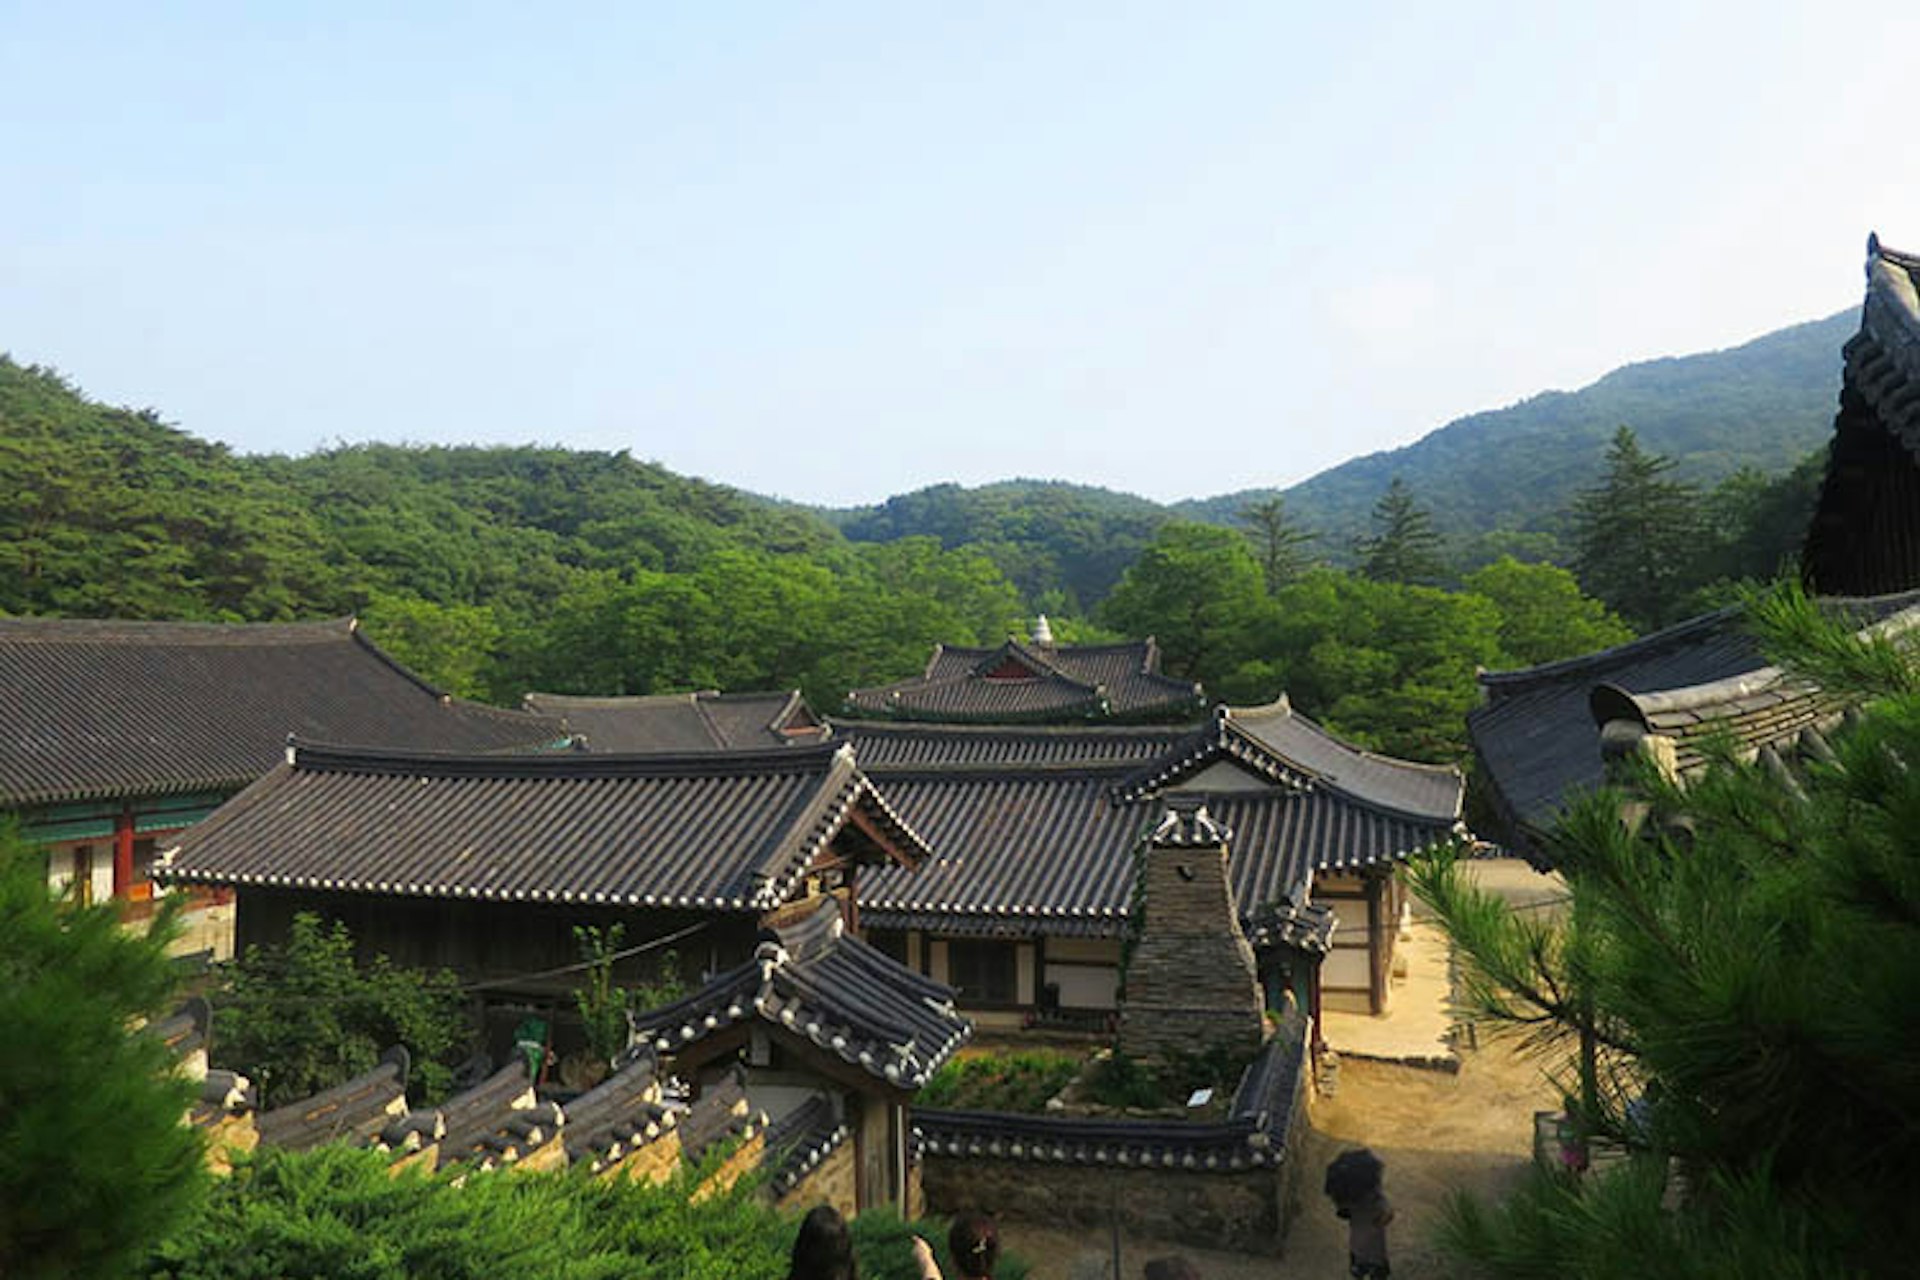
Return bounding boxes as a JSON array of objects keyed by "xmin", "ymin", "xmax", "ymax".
[
  {"xmin": 158, "ymin": 741, "xmax": 929, "ymax": 912},
  {"xmin": 844, "ymin": 639, "xmax": 1203, "ymax": 723},
  {"xmin": 0, "ymin": 618, "xmax": 564, "ymax": 808},
  {"xmin": 524, "ymin": 690, "xmax": 826, "ymax": 753},
  {"xmin": 634, "ymin": 899, "xmax": 972, "ymax": 1090}
]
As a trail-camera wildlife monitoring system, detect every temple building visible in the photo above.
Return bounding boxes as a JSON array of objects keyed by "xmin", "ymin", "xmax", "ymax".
[
  {"xmin": 1804, "ymin": 235, "xmax": 1920, "ymax": 596},
  {"xmin": 634, "ymin": 897, "xmax": 972, "ymax": 1214},
  {"xmin": 841, "ymin": 699, "xmax": 1464, "ymax": 1019},
  {"xmin": 0, "ymin": 617, "xmax": 562, "ymax": 956},
  {"xmin": 154, "ymin": 740, "xmax": 929, "ymax": 993},
  {"xmin": 523, "ymin": 688, "xmax": 828, "ymax": 751},
  {"xmin": 843, "ymin": 622, "xmax": 1205, "ymax": 723}
]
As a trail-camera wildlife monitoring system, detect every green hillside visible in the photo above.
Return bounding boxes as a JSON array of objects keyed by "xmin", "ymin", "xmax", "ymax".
[
  {"xmin": 834, "ymin": 479, "xmax": 1171, "ymax": 612},
  {"xmin": 1177, "ymin": 309, "xmax": 1853, "ymax": 549},
  {"xmin": 0, "ymin": 355, "xmax": 1025, "ymax": 707}
]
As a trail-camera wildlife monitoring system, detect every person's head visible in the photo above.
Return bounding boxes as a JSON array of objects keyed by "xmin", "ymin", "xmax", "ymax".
[
  {"xmin": 947, "ymin": 1214, "xmax": 1000, "ymax": 1278},
  {"xmin": 1144, "ymin": 1257, "xmax": 1202, "ymax": 1280},
  {"xmin": 788, "ymin": 1204, "xmax": 857, "ymax": 1280}
]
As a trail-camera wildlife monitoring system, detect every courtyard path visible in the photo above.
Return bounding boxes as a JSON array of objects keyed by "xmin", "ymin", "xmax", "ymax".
[{"xmin": 998, "ymin": 859, "xmax": 1566, "ymax": 1278}]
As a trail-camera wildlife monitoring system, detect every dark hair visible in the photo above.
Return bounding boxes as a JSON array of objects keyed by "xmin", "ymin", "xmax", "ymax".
[
  {"xmin": 948, "ymin": 1214, "xmax": 1000, "ymax": 1278},
  {"xmin": 787, "ymin": 1204, "xmax": 858, "ymax": 1280},
  {"xmin": 1144, "ymin": 1258, "xmax": 1203, "ymax": 1280}
]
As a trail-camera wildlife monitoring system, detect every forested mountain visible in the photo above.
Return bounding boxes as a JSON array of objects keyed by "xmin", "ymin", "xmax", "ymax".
[
  {"xmin": 1176, "ymin": 309, "xmax": 1854, "ymax": 548},
  {"xmin": 825, "ymin": 311, "xmax": 1851, "ymax": 589},
  {"xmin": 832, "ymin": 480, "xmax": 1169, "ymax": 611},
  {"xmin": 0, "ymin": 356, "xmax": 1026, "ymax": 708}
]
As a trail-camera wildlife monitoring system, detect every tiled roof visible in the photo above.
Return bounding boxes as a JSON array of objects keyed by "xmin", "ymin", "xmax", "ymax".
[
  {"xmin": 764, "ymin": 1094, "xmax": 851, "ymax": 1196},
  {"xmin": 857, "ymin": 713, "xmax": 1462, "ymax": 938},
  {"xmin": 834, "ymin": 720, "xmax": 1190, "ymax": 771},
  {"xmin": 0, "ymin": 617, "xmax": 565, "ymax": 808},
  {"xmin": 254, "ymin": 1048, "xmax": 411, "ymax": 1151},
  {"xmin": 562, "ymin": 1056, "xmax": 681, "ymax": 1172},
  {"xmin": 157, "ymin": 741, "xmax": 929, "ymax": 912},
  {"xmin": 843, "ymin": 638, "xmax": 1204, "ymax": 723},
  {"xmin": 1806, "ymin": 235, "xmax": 1920, "ymax": 596},
  {"xmin": 426, "ymin": 1060, "xmax": 570, "ymax": 1168},
  {"xmin": 916, "ymin": 1011, "xmax": 1307, "ymax": 1169},
  {"xmin": 524, "ymin": 689, "xmax": 826, "ymax": 753},
  {"xmin": 1470, "ymin": 591, "xmax": 1920, "ymax": 850},
  {"xmin": 633, "ymin": 899, "xmax": 972, "ymax": 1090}
]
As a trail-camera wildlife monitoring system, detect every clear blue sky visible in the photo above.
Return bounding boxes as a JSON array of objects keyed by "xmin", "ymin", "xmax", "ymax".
[{"xmin": 3, "ymin": 2, "xmax": 1916, "ymax": 505}]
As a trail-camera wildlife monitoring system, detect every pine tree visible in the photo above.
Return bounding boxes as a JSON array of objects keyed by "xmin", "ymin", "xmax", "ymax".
[
  {"xmin": 1236, "ymin": 496, "xmax": 1318, "ymax": 596},
  {"xmin": 0, "ymin": 829, "xmax": 206, "ymax": 1277},
  {"xmin": 1409, "ymin": 585, "xmax": 1920, "ymax": 1277},
  {"xmin": 1570, "ymin": 426, "xmax": 1702, "ymax": 631},
  {"xmin": 1355, "ymin": 477, "xmax": 1446, "ymax": 585}
]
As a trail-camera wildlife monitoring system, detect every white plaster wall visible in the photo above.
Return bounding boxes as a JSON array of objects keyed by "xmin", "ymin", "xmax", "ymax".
[
  {"xmin": 1046, "ymin": 963, "xmax": 1119, "ymax": 1010},
  {"xmin": 1015, "ymin": 943, "xmax": 1036, "ymax": 1005}
]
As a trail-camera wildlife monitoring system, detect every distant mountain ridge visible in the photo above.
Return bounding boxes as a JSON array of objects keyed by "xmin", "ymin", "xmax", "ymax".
[
  {"xmin": 827, "ymin": 308, "xmax": 1854, "ymax": 600},
  {"xmin": 1175, "ymin": 309, "xmax": 1855, "ymax": 544}
]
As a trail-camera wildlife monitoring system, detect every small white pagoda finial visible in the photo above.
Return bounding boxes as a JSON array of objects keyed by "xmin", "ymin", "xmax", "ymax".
[{"xmin": 1032, "ymin": 614, "xmax": 1054, "ymax": 646}]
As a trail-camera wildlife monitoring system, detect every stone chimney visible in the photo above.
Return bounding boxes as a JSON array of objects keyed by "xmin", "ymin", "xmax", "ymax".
[{"xmin": 1118, "ymin": 796, "xmax": 1265, "ymax": 1063}]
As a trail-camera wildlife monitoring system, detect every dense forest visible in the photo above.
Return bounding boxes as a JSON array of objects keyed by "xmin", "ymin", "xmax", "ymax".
[{"xmin": 0, "ymin": 348, "xmax": 1828, "ymax": 762}]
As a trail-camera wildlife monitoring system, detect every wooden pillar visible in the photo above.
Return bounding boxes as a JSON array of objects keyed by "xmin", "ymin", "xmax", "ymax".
[
  {"xmin": 1365, "ymin": 873, "xmax": 1387, "ymax": 1014},
  {"xmin": 1308, "ymin": 958, "xmax": 1326, "ymax": 1055},
  {"xmin": 113, "ymin": 809, "xmax": 136, "ymax": 901}
]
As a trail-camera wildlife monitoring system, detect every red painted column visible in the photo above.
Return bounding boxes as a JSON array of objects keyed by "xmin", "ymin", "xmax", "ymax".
[{"xmin": 113, "ymin": 810, "xmax": 136, "ymax": 900}]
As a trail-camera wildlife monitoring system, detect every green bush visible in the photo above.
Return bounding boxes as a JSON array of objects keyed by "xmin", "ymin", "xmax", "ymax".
[
  {"xmin": 1, "ymin": 831, "xmax": 206, "ymax": 1279},
  {"xmin": 918, "ymin": 1050, "xmax": 1080, "ymax": 1112},
  {"xmin": 1085, "ymin": 1045, "xmax": 1253, "ymax": 1112},
  {"xmin": 139, "ymin": 1146, "xmax": 1029, "ymax": 1280},
  {"xmin": 141, "ymin": 1145, "xmax": 791, "ymax": 1280},
  {"xmin": 213, "ymin": 913, "xmax": 471, "ymax": 1108}
]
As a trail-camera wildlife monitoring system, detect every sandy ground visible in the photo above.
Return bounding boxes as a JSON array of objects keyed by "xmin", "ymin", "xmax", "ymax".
[
  {"xmin": 998, "ymin": 1037, "xmax": 1557, "ymax": 1278},
  {"xmin": 997, "ymin": 860, "xmax": 1566, "ymax": 1279}
]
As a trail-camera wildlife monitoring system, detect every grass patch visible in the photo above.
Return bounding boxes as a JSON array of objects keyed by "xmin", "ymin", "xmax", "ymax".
[
  {"xmin": 919, "ymin": 1049, "xmax": 1081, "ymax": 1113},
  {"xmin": 1083, "ymin": 1045, "xmax": 1255, "ymax": 1112}
]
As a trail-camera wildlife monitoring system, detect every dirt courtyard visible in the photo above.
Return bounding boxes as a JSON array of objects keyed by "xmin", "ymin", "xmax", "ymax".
[
  {"xmin": 998, "ymin": 860, "xmax": 1566, "ymax": 1278},
  {"xmin": 999, "ymin": 1035, "xmax": 1557, "ymax": 1278}
]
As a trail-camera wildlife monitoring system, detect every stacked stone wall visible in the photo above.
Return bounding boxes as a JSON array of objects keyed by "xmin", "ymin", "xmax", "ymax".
[
  {"xmin": 774, "ymin": 1138, "xmax": 858, "ymax": 1218},
  {"xmin": 1120, "ymin": 843, "xmax": 1264, "ymax": 1062},
  {"xmin": 922, "ymin": 1157, "xmax": 1282, "ymax": 1255}
]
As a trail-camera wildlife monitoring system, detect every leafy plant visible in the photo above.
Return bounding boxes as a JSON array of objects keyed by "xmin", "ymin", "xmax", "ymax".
[
  {"xmin": 214, "ymin": 913, "xmax": 469, "ymax": 1108},
  {"xmin": 918, "ymin": 1050, "xmax": 1081, "ymax": 1112}
]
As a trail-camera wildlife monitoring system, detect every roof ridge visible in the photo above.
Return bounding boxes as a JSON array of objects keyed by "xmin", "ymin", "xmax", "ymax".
[
  {"xmin": 288, "ymin": 738, "xmax": 846, "ymax": 779},
  {"xmin": 1234, "ymin": 698, "xmax": 1464, "ymax": 778},
  {"xmin": 1478, "ymin": 606, "xmax": 1744, "ymax": 689},
  {"xmin": 0, "ymin": 616, "xmax": 358, "ymax": 644}
]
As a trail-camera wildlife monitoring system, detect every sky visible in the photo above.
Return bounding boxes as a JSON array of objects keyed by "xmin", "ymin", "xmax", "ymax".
[{"xmin": 3, "ymin": 2, "xmax": 1918, "ymax": 506}]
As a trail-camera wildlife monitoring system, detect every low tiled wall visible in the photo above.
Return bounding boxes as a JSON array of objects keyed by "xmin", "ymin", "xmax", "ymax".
[
  {"xmin": 922, "ymin": 1154, "xmax": 1285, "ymax": 1254},
  {"xmin": 918, "ymin": 1016, "xmax": 1311, "ymax": 1255}
]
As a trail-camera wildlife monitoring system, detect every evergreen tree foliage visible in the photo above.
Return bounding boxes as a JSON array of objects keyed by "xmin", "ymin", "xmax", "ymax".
[
  {"xmin": 1355, "ymin": 478, "xmax": 1446, "ymax": 586},
  {"xmin": 215, "ymin": 913, "xmax": 470, "ymax": 1108},
  {"xmin": 1261, "ymin": 569, "xmax": 1503, "ymax": 760},
  {"xmin": 1100, "ymin": 523, "xmax": 1274, "ymax": 684},
  {"xmin": 0, "ymin": 828, "xmax": 206, "ymax": 1278},
  {"xmin": 1463, "ymin": 557, "xmax": 1634, "ymax": 668},
  {"xmin": 138, "ymin": 1145, "xmax": 1031, "ymax": 1280},
  {"xmin": 1570, "ymin": 427, "xmax": 1703, "ymax": 630},
  {"xmin": 1409, "ymin": 585, "xmax": 1920, "ymax": 1277},
  {"xmin": 1236, "ymin": 496, "xmax": 1319, "ymax": 595}
]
